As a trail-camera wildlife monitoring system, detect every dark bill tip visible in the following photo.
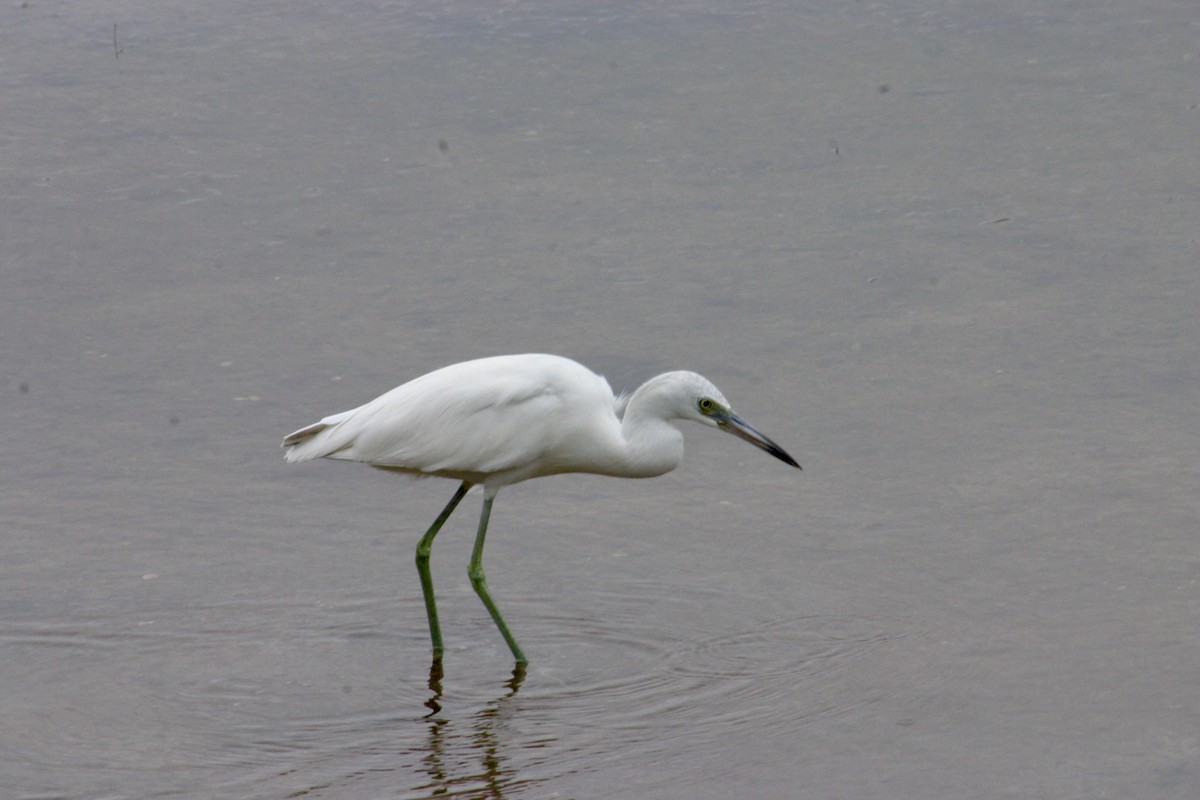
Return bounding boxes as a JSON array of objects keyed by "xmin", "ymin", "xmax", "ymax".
[{"xmin": 719, "ymin": 412, "xmax": 802, "ymax": 470}]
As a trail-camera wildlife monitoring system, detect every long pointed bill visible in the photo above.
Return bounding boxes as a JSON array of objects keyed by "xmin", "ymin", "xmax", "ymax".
[{"xmin": 716, "ymin": 411, "xmax": 801, "ymax": 469}]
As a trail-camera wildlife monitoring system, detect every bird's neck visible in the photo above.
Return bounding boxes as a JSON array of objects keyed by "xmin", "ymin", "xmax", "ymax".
[{"xmin": 616, "ymin": 381, "xmax": 686, "ymax": 478}]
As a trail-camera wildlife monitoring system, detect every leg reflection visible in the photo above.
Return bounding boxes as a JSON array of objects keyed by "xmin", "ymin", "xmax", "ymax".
[
  {"xmin": 505, "ymin": 661, "xmax": 526, "ymax": 694},
  {"xmin": 417, "ymin": 666, "xmax": 535, "ymax": 797},
  {"xmin": 424, "ymin": 658, "xmax": 444, "ymax": 717}
]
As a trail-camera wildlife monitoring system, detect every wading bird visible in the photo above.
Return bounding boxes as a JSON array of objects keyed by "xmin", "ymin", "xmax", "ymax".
[{"xmin": 282, "ymin": 353, "xmax": 800, "ymax": 665}]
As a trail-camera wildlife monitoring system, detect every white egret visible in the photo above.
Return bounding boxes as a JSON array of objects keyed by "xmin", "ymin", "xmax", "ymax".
[{"xmin": 282, "ymin": 353, "xmax": 800, "ymax": 665}]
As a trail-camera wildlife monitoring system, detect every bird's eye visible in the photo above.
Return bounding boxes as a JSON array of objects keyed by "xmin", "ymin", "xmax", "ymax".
[{"xmin": 698, "ymin": 397, "xmax": 716, "ymax": 414}]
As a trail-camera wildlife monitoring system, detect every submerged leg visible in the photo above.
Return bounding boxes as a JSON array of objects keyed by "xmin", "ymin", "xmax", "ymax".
[
  {"xmin": 468, "ymin": 493, "xmax": 528, "ymax": 664},
  {"xmin": 415, "ymin": 481, "xmax": 471, "ymax": 662}
]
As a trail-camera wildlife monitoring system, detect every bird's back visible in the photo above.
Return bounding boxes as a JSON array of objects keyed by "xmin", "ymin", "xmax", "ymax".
[{"xmin": 282, "ymin": 354, "xmax": 622, "ymax": 485}]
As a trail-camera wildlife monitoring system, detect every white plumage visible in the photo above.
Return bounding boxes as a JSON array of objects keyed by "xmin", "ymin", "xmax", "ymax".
[{"xmin": 282, "ymin": 353, "xmax": 799, "ymax": 665}]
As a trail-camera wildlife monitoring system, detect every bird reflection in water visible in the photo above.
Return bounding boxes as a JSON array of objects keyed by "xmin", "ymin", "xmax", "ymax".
[
  {"xmin": 416, "ymin": 663, "xmax": 529, "ymax": 798},
  {"xmin": 424, "ymin": 660, "xmax": 526, "ymax": 717}
]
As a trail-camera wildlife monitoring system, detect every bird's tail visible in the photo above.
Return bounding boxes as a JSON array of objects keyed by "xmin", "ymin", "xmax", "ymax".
[{"xmin": 281, "ymin": 410, "xmax": 355, "ymax": 463}]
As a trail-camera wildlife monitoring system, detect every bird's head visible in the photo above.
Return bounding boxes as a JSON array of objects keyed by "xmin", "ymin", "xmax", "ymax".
[{"xmin": 647, "ymin": 371, "xmax": 801, "ymax": 469}]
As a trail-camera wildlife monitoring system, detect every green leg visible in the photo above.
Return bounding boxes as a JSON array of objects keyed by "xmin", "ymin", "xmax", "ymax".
[
  {"xmin": 468, "ymin": 494, "xmax": 528, "ymax": 664},
  {"xmin": 415, "ymin": 481, "xmax": 471, "ymax": 662}
]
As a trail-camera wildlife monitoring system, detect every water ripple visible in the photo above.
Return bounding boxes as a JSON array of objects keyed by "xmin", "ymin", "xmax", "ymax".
[{"xmin": 3, "ymin": 587, "xmax": 926, "ymax": 798}]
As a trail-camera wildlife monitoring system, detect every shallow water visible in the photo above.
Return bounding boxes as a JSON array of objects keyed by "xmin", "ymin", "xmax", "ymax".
[
  {"xmin": 5, "ymin": 569, "xmax": 922, "ymax": 798},
  {"xmin": 2, "ymin": 1, "xmax": 1197, "ymax": 798}
]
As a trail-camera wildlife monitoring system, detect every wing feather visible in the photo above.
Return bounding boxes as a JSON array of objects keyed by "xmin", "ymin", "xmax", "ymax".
[{"xmin": 281, "ymin": 354, "xmax": 617, "ymax": 477}]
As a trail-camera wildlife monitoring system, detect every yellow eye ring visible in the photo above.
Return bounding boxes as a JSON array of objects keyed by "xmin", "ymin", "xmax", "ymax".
[{"xmin": 698, "ymin": 397, "xmax": 716, "ymax": 413}]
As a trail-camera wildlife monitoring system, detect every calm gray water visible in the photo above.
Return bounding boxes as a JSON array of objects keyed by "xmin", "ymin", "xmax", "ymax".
[{"xmin": 2, "ymin": 1, "xmax": 1197, "ymax": 798}]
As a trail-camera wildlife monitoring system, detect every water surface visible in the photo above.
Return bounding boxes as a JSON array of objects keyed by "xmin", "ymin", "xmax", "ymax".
[{"xmin": 2, "ymin": 1, "xmax": 1197, "ymax": 798}]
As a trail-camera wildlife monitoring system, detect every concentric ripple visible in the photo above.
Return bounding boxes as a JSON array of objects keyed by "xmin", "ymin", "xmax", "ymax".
[{"xmin": 501, "ymin": 579, "xmax": 927, "ymax": 787}]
